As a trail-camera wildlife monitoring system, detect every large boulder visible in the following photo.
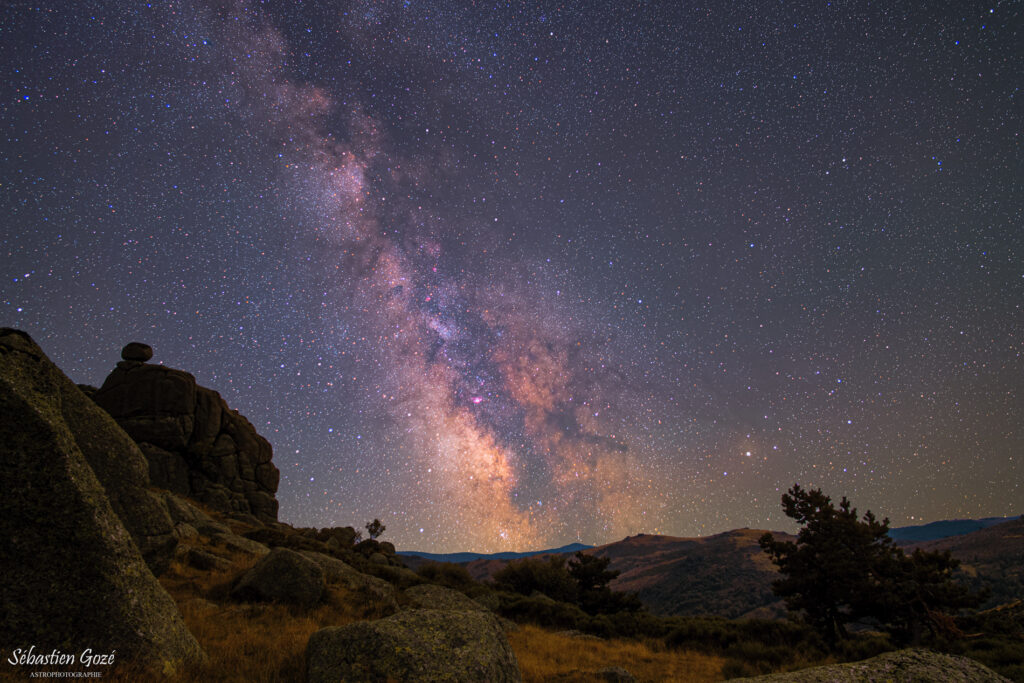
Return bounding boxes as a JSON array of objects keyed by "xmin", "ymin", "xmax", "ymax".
[
  {"xmin": 0, "ymin": 328, "xmax": 205, "ymax": 672},
  {"xmin": 93, "ymin": 343, "xmax": 280, "ymax": 522},
  {"xmin": 734, "ymin": 648, "xmax": 1010, "ymax": 682},
  {"xmin": 306, "ymin": 609, "xmax": 521, "ymax": 682},
  {"xmin": 0, "ymin": 328, "xmax": 176, "ymax": 573},
  {"xmin": 232, "ymin": 547, "xmax": 325, "ymax": 608},
  {"xmin": 404, "ymin": 584, "xmax": 488, "ymax": 612}
]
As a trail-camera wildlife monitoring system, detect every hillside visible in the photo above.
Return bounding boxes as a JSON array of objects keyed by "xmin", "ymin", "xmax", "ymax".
[
  {"xmin": 593, "ymin": 530, "xmax": 793, "ymax": 619},
  {"xmin": 908, "ymin": 516, "xmax": 1024, "ymax": 608}
]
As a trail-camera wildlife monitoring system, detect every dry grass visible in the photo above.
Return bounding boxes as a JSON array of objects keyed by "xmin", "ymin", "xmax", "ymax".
[
  {"xmin": 167, "ymin": 591, "xmax": 362, "ymax": 682},
  {"xmin": 509, "ymin": 624, "xmax": 725, "ymax": 682},
  {"xmin": 98, "ymin": 541, "xmax": 383, "ymax": 681}
]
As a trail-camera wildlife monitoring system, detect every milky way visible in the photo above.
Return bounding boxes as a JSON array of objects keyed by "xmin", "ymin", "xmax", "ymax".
[{"xmin": 2, "ymin": 1, "xmax": 1020, "ymax": 552}]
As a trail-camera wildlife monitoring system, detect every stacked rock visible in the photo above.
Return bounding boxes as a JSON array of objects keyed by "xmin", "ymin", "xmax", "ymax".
[{"xmin": 93, "ymin": 343, "xmax": 280, "ymax": 523}]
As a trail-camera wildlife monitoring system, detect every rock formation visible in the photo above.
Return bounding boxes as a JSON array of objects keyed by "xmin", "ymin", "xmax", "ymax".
[
  {"xmin": 306, "ymin": 609, "xmax": 521, "ymax": 682},
  {"xmin": 298, "ymin": 551, "xmax": 399, "ymax": 610},
  {"xmin": 0, "ymin": 328, "xmax": 177, "ymax": 573},
  {"xmin": 0, "ymin": 328, "xmax": 205, "ymax": 671},
  {"xmin": 93, "ymin": 343, "xmax": 280, "ymax": 522}
]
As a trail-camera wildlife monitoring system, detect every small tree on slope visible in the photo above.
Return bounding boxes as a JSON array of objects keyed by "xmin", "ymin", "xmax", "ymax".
[{"xmin": 365, "ymin": 518, "xmax": 386, "ymax": 540}]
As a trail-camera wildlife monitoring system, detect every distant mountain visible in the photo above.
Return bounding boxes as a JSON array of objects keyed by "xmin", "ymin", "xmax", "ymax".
[
  {"xmin": 888, "ymin": 515, "xmax": 1020, "ymax": 543},
  {"xmin": 398, "ymin": 542, "xmax": 592, "ymax": 566}
]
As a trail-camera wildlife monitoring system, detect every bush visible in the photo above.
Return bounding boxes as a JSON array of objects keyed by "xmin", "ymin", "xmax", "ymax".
[
  {"xmin": 416, "ymin": 562, "xmax": 478, "ymax": 592},
  {"xmin": 497, "ymin": 593, "xmax": 589, "ymax": 630},
  {"xmin": 493, "ymin": 556, "xmax": 578, "ymax": 603}
]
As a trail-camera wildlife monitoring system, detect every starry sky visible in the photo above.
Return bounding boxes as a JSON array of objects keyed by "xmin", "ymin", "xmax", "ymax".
[{"xmin": 2, "ymin": 1, "xmax": 1020, "ymax": 553}]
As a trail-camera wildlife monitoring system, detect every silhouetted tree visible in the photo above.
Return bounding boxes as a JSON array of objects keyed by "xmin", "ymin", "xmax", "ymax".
[
  {"xmin": 568, "ymin": 552, "xmax": 618, "ymax": 592},
  {"xmin": 760, "ymin": 485, "xmax": 982, "ymax": 645},
  {"xmin": 365, "ymin": 518, "xmax": 386, "ymax": 540},
  {"xmin": 568, "ymin": 551, "xmax": 643, "ymax": 615},
  {"xmin": 870, "ymin": 546, "xmax": 984, "ymax": 643}
]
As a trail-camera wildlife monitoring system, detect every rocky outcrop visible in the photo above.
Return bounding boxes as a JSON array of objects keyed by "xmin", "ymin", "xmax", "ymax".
[
  {"xmin": 0, "ymin": 328, "xmax": 205, "ymax": 672},
  {"xmin": 232, "ymin": 548, "xmax": 325, "ymax": 608},
  {"xmin": 298, "ymin": 551, "xmax": 399, "ymax": 610},
  {"xmin": 0, "ymin": 328, "xmax": 177, "ymax": 573},
  {"xmin": 734, "ymin": 648, "xmax": 1010, "ymax": 682},
  {"xmin": 94, "ymin": 343, "xmax": 280, "ymax": 523},
  {"xmin": 306, "ymin": 609, "xmax": 521, "ymax": 682},
  {"xmin": 404, "ymin": 584, "xmax": 488, "ymax": 612}
]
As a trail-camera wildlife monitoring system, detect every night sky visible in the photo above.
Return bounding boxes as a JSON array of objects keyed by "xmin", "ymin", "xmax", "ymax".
[{"xmin": 2, "ymin": 1, "xmax": 1020, "ymax": 553}]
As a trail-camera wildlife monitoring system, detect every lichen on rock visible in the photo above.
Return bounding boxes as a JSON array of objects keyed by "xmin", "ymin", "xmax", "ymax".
[{"xmin": 306, "ymin": 608, "xmax": 521, "ymax": 682}]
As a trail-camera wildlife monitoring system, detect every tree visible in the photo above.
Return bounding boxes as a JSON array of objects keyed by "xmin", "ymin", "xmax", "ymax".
[
  {"xmin": 568, "ymin": 551, "xmax": 618, "ymax": 593},
  {"xmin": 568, "ymin": 551, "xmax": 643, "ymax": 615},
  {"xmin": 760, "ymin": 485, "xmax": 982, "ymax": 645},
  {"xmin": 870, "ymin": 547, "xmax": 984, "ymax": 643},
  {"xmin": 365, "ymin": 518, "xmax": 385, "ymax": 540}
]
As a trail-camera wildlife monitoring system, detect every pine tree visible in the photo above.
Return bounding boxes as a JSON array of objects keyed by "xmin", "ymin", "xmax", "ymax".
[{"xmin": 760, "ymin": 485, "xmax": 982, "ymax": 644}]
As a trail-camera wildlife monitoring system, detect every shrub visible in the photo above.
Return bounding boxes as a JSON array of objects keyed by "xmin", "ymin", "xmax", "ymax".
[
  {"xmin": 416, "ymin": 561, "xmax": 478, "ymax": 592},
  {"xmin": 497, "ymin": 593, "xmax": 589, "ymax": 630},
  {"xmin": 493, "ymin": 555, "xmax": 578, "ymax": 603}
]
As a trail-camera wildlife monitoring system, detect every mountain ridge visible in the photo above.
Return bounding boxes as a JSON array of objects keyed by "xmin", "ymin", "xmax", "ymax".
[
  {"xmin": 888, "ymin": 515, "xmax": 1020, "ymax": 543},
  {"xmin": 398, "ymin": 542, "xmax": 593, "ymax": 565},
  {"xmin": 411, "ymin": 515, "xmax": 1023, "ymax": 619},
  {"xmin": 398, "ymin": 514, "xmax": 1020, "ymax": 562}
]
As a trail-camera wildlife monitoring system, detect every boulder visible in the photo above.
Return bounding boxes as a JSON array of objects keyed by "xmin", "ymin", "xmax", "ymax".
[
  {"xmin": 232, "ymin": 548, "xmax": 325, "ymax": 608},
  {"xmin": 210, "ymin": 531, "xmax": 270, "ymax": 557},
  {"xmin": 306, "ymin": 609, "xmax": 521, "ymax": 682},
  {"xmin": 121, "ymin": 342, "xmax": 153, "ymax": 361},
  {"xmin": 733, "ymin": 648, "xmax": 1011, "ymax": 682},
  {"xmin": 184, "ymin": 547, "xmax": 234, "ymax": 572},
  {"xmin": 317, "ymin": 525, "xmax": 359, "ymax": 548},
  {"xmin": 0, "ymin": 329, "xmax": 176, "ymax": 574},
  {"xmin": 404, "ymin": 584, "xmax": 488, "ymax": 612},
  {"xmin": 173, "ymin": 522, "xmax": 199, "ymax": 541},
  {"xmin": 93, "ymin": 344, "xmax": 280, "ymax": 523},
  {"xmin": 298, "ymin": 551, "xmax": 398, "ymax": 610},
  {"xmin": 0, "ymin": 328, "xmax": 205, "ymax": 672}
]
